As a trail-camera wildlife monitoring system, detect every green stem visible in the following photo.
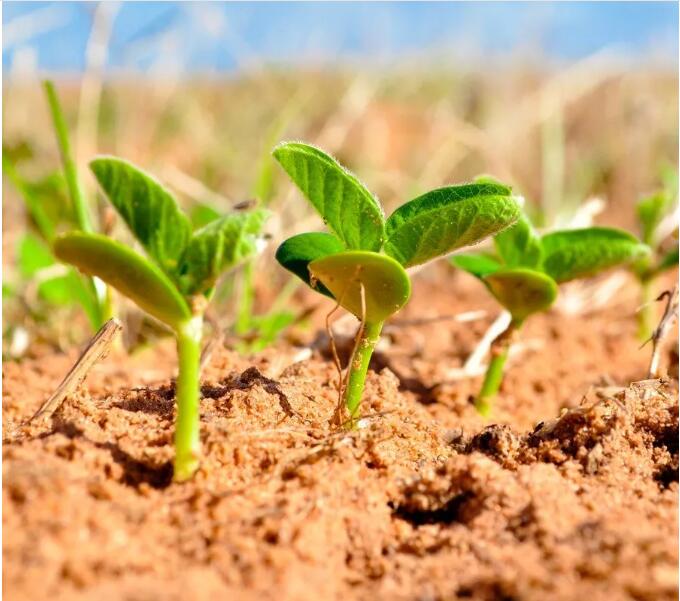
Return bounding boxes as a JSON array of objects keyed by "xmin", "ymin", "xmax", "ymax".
[
  {"xmin": 637, "ymin": 277, "xmax": 655, "ymax": 341},
  {"xmin": 173, "ymin": 316, "xmax": 203, "ymax": 482},
  {"xmin": 343, "ymin": 320, "xmax": 383, "ymax": 426},
  {"xmin": 43, "ymin": 80, "xmax": 93, "ymax": 234},
  {"xmin": 475, "ymin": 320, "xmax": 521, "ymax": 417},
  {"xmin": 44, "ymin": 80, "xmax": 111, "ymax": 328}
]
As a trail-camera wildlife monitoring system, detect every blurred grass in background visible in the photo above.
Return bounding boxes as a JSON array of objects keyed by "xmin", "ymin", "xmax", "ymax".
[{"xmin": 3, "ymin": 2, "xmax": 678, "ymax": 355}]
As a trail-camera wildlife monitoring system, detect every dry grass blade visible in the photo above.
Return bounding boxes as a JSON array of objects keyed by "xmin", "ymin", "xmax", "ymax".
[
  {"xmin": 646, "ymin": 286, "xmax": 678, "ymax": 378},
  {"xmin": 29, "ymin": 318, "xmax": 122, "ymax": 422}
]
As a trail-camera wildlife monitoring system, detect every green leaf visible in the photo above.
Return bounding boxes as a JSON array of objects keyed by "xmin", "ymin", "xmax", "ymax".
[
  {"xmin": 18, "ymin": 234, "xmax": 55, "ymax": 277},
  {"xmin": 273, "ymin": 142, "xmax": 384, "ymax": 251},
  {"xmin": 383, "ymin": 182, "xmax": 520, "ymax": 268},
  {"xmin": 308, "ymin": 251, "xmax": 411, "ymax": 322},
  {"xmin": 3, "ymin": 155, "xmax": 57, "ymax": 243},
  {"xmin": 177, "ymin": 209, "xmax": 269, "ymax": 296},
  {"xmin": 450, "ymin": 253, "xmax": 502, "ymax": 278},
  {"xmin": 541, "ymin": 227, "xmax": 650, "ymax": 283},
  {"xmin": 90, "ymin": 157, "xmax": 192, "ymax": 276},
  {"xmin": 54, "ymin": 232, "xmax": 191, "ymax": 329},
  {"xmin": 248, "ymin": 311, "xmax": 296, "ymax": 352},
  {"xmin": 637, "ymin": 192, "xmax": 672, "ymax": 246},
  {"xmin": 189, "ymin": 203, "xmax": 221, "ymax": 229},
  {"xmin": 494, "ymin": 213, "xmax": 542, "ymax": 268},
  {"xmin": 275, "ymin": 232, "xmax": 345, "ymax": 298},
  {"xmin": 483, "ymin": 268, "xmax": 558, "ymax": 322}
]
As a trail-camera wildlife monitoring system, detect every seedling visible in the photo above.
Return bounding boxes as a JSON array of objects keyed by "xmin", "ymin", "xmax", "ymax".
[
  {"xmin": 631, "ymin": 185, "xmax": 678, "ymax": 340},
  {"xmin": 3, "ymin": 81, "xmax": 111, "ymax": 333},
  {"xmin": 452, "ymin": 214, "xmax": 650, "ymax": 416},
  {"xmin": 54, "ymin": 158, "xmax": 269, "ymax": 480},
  {"xmin": 273, "ymin": 142, "xmax": 521, "ymax": 425}
]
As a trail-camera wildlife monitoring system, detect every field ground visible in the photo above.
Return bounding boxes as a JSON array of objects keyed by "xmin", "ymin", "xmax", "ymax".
[{"xmin": 3, "ymin": 264, "xmax": 677, "ymax": 600}]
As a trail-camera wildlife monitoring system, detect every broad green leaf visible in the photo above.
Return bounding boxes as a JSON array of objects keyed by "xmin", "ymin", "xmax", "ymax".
[
  {"xmin": 90, "ymin": 157, "xmax": 192, "ymax": 275},
  {"xmin": 494, "ymin": 213, "xmax": 542, "ymax": 268},
  {"xmin": 384, "ymin": 182, "xmax": 520, "ymax": 268},
  {"xmin": 450, "ymin": 253, "xmax": 502, "ymax": 278},
  {"xmin": 54, "ymin": 232, "xmax": 191, "ymax": 329},
  {"xmin": 541, "ymin": 227, "xmax": 650, "ymax": 283},
  {"xmin": 637, "ymin": 192, "xmax": 672, "ymax": 245},
  {"xmin": 483, "ymin": 268, "xmax": 558, "ymax": 322},
  {"xmin": 273, "ymin": 142, "xmax": 384, "ymax": 251},
  {"xmin": 308, "ymin": 251, "xmax": 411, "ymax": 322},
  {"xmin": 177, "ymin": 209, "xmax": 269, "ymax": 296},
  {"xmin": 189, "ymin": 203, "xmax": 221, "ymax": 229},
  {"xmin": 18, "ymin": 234, "xmax": 55, "ymax": 277},
  {"xmin": 275, "ymin": 232, "xmax": 345, "ymax": 298},
  {"xmin": 18, "ymin": 234, "xmax": 102, "ymax": 327}
]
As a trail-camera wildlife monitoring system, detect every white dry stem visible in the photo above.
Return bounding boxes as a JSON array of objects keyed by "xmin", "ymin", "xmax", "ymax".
[
  {"xmin": 463, "ymin": 310, "xmax": 512, "ymax": 376},
  {"xmin": 555, "ymin": 271, "xmax": 629, "ymax": 316},
  {"xmin": 30, "ymin": 318, "xmax": 122, "ymax": 423},
  {"xmin": 76, "ymin": 1, "xmax": 119, "ymax": 167},
  {"xmin": 553, "ymin": 196, "xmax": 607, "ymax": 230},
  {"xmin": 647, "ymin": 287, "xmax": 678, "ymax": 379}
]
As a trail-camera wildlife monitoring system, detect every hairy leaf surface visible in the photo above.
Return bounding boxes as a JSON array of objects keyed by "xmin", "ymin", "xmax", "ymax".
[
  {"xmin": 450, "ymin": 253, "xmax": 501, "ymax": 278},
  {"xmin": 54, "ymin": 232, "xmax": 191, "ymax": 328},
  {"xmin": 541, "ymin": 227, "xmax": 649, "ymax": 283},
  {"xmin": 273, "ymin": 142, "xmax": 384, "ymax": 251},
  {"xmin": 483, "ymin": 268, "xmax": 557, "ymax": 321},
  {"xmin": 494, "ymin": 214, "xmax": 542, "ymax": 268},
  {"xmin": 177, "ymin": 209, "xmax": 269, "ymax": 296},
  {"xmin": 309, "ymin": 251, "xmax": 411, "ymax": 322},
  {"xmin": 90, "ymin": 157, "xmax": 192, "ymax": 276},
  {"xmin": 275, "ymin": 232, "xmax": 345, "ymax": 298},
  {"xmin": 384, "ymin": 182, "xmax": 520, "ymax": 268}
]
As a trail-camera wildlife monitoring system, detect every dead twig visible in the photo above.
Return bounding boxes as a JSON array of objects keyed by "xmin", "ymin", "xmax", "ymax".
[
  {"xmin": 645, "ymin": 286, "xmax": 679, "ymax": 378},
  {"xmin": 29, "ymin": 318, "xmax": 122, "ymax": 423}
]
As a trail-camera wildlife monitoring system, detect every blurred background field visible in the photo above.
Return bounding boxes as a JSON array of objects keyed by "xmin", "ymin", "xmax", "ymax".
[{"xmin": 2, "ymin": 1, "xmax": 678, "ymax": 355}]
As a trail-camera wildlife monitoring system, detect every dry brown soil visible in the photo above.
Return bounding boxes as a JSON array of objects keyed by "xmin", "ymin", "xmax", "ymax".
[{"xmin": 3, "ymin": 267, "xmax": 678, "ymax": 600}]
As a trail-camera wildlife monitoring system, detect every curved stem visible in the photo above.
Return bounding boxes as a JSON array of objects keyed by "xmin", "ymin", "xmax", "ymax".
[
  {"xmin": 343, "ymin": 320, "xmax": 383, "ymax": 426},
  {"xmin": 475, "ymin": 319, "xmax": 521, "ymax": 417},
  {"xmin": 173, "ymin": 316, "xmax": 203, "ymax": 481}
]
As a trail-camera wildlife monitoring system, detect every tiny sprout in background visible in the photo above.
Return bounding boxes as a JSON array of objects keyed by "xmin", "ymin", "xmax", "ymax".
[
  {"xmin": 54, "ymin": 158, "xmax": 269, "ymax": 480},
  {"xmin": 452, "ymin": 213, "xmax": 650, "ymax": 416},
  {"xmin": 631, "ymin": 178, "xmax": 678, "ymax": 340},
  {"xmin": 273, "ymin": 141, "xmax": 521, "ymax": 426}
]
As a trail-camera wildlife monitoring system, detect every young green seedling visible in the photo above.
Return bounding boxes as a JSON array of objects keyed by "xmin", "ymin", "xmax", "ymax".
[
  {"xmin": 273, "ymin": 142, "xmax": 522, "ymax": 425},
  {"xmin": 452, "ymin": 214, "xmax": 650, "ymax": 416},
  {"xmin": 3, "ymin": 82, "xmax": 111, "ymax": 332},
  {"xmin": 53, "ymin": 157, "xmax": 269, "ymax": 480},
  {"xmin": 631, "ymin": 187, "xmax": 678, "ymax": 340}
]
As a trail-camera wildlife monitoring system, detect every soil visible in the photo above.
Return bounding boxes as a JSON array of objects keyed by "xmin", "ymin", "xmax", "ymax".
[{"xmin": 3, "ymin": 266, "xmax": 678, "ymax": 601}]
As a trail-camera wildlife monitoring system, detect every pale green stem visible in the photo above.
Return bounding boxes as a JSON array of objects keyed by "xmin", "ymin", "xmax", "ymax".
[
  {"xmin": 637, "ymin": 277, "xmax": 655, "ymax": 342},
  {"xmin": 173, "ymin": 316, "xmax": 203, "ymax": 482},
  {"xmin": 43, "ymin": 80, "xmax": 93, "ymax": 234},
  {"xmin": 343, "ymin": 321, "xmax": 383, "ymax": 426},
  {"xmin": 475, "ymin": 320, "xmax": 521, "ymax": 417},
  {"xmin": 44, "ymin": 79, "xmax": 110, "ymax": 328}
]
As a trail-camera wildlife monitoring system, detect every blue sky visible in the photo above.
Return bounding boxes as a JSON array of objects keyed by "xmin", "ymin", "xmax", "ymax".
[{"xmin": 3, "ymin": 2, "xmax": 678, "ymax": 75}]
